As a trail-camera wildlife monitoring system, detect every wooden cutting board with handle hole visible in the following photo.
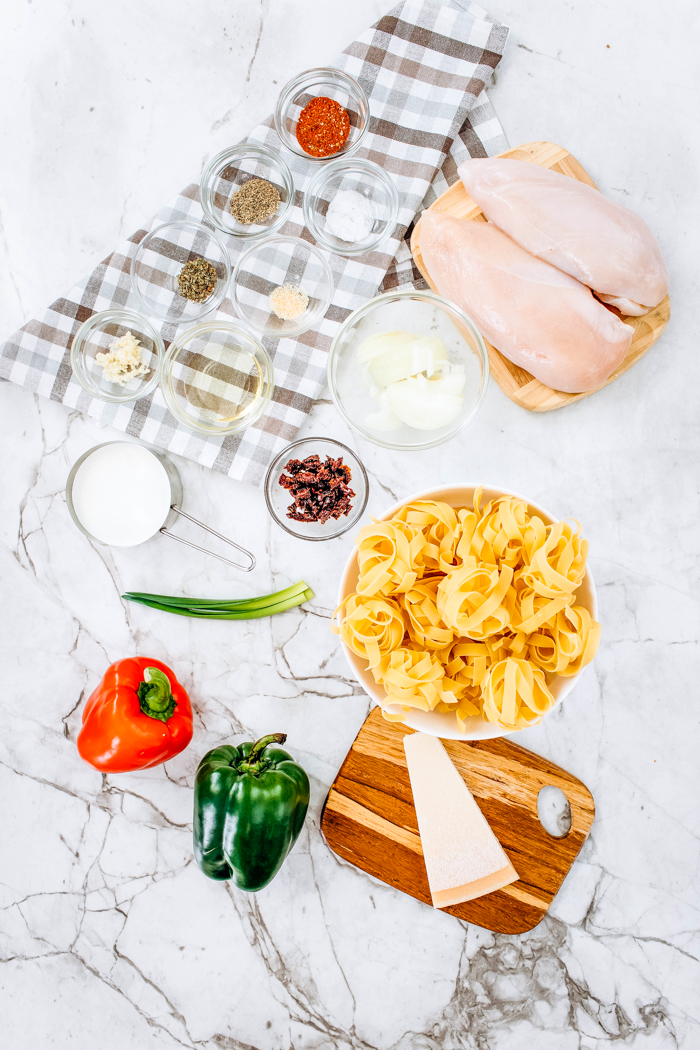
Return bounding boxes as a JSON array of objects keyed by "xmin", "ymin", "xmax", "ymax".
[
  {"xmin": 410, "ymin": 140, "xmax": 671, "ymax": 412},
  {"xmin": 321, "ymin": 707, "xmax": 595, "ymax": 934}
]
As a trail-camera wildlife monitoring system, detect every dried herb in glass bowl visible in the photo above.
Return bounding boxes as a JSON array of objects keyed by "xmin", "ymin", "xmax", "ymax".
[{"xmin": 177, "ymin": 258, "xmax": 218, "ymax": 302}]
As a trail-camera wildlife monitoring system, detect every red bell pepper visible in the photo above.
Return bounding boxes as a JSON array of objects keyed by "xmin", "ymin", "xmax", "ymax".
[{"xmin": 77, "ymin": 658, "xmax": 193, "ymax": 773}]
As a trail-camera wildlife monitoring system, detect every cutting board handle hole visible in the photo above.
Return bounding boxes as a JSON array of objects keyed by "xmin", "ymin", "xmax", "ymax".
[{"xmin": 537, "ymin": 785, "xmax": 572, "ymax": 838}]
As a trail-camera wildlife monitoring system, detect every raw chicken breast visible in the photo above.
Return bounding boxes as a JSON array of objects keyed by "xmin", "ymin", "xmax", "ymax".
[
  {"xmin": 459, "ymin": 158, "xmax": 668, "ymax": 315},
  {"xmin": 419, "ymin": 211, "xmax": 633, "ymax": 393}
]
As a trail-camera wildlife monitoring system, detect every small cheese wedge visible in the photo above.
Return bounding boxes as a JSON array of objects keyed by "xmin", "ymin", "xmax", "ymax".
[{"xmin": 403, "ymin": 732, "xmax": 519, "ymax": 908}]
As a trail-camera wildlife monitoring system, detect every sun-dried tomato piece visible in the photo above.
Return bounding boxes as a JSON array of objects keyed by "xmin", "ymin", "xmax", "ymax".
[{"xmin": 278, "ymin": 454, "xmax": 355, "ymax": 524}]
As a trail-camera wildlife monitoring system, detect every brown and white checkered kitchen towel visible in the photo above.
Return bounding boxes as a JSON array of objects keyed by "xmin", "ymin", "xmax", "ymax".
[{"xmin": 0, "ymin": 0, "xmax": 508, "ymax": 486}]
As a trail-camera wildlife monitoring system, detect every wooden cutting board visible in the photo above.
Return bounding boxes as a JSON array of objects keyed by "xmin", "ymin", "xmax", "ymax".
[
  {"xmin": 321, "ymin": 708, "xmax": 595, "ymax": 934},
  {"xmin": 410, "ymin": 140, "xmax": 671, "ymax": 412}
]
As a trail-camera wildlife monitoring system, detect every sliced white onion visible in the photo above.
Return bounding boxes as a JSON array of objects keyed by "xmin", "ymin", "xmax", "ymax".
[
  {"xmin": 434, "ymin": 368, "xmax": 466, "ymax": 397},
  {"xmin": 357, "ymin": 331, "xmax": 449, "ymax": 389},
  {"xmin": 364, "ymin": 391, "xmax": 403, "ymax": 432},
  {"xmin": 386, "ymin": 373, "xmax": 464, "ymax": 431},
  {"xmin": 366, "ymin": 378, "xmax": 383, "ymax": 402}
]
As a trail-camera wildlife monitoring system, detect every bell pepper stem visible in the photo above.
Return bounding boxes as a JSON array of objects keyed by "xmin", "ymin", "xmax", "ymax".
[
  {"xmin": 239, "ymin": 733, "xmax": 287, "ymax": 772},
  {"xmin": 137, "ymin": 667, "xmax": 177, "ymax": 723}
]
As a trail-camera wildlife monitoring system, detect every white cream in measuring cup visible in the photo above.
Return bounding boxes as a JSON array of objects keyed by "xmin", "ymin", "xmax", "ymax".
[
  {"xmin": 70, "ymin": 443, "xmax": 172, "ymax": 547},
  {"xmin": 66, "ymin": 441, "xmax": 255, "ymax": 570}
]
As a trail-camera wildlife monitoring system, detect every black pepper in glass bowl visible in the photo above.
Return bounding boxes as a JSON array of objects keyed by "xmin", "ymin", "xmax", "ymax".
[
  {"xmin": 200, "ymin": 144, "xmax": 294, "ymax": 241},
  {"xmin": 264, "ymin": 437, "xmax": 369, "ymax": 541},
  {"xmin": 229, "ymin": 179, "xmax": 280, "ymax": 224}
]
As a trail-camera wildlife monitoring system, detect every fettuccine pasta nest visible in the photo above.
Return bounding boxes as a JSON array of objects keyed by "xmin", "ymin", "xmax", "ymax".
[{"xmin": 332, "ymin": 489, "xmax": 600, "ymax": 732}]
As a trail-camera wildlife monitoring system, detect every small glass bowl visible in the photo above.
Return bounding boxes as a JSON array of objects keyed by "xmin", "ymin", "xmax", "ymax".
[
  {"xmin": 159, "ymin": 319, "xmax": 274, "ymax": 435},
  {"xmin": 304, "ymin": 157, "xmax": 399, "ymax": 257},
  {"xmin": 264, "ymin": 437, "xmax": 369, "ymax": 541},
  {"xmin": 200, "ymin": 143, "xmax": 295, "ymax": 240},
  {"xmin": 131, "ymin": 219, "xmax": 231, "ymax": 324},
  {"xmin": 274, "ymin": 68, "xmax": 369, "ymax": 163},
  {"xmin": 328, "ymin": 289, "xmax": 489, "ymax": 452},
  {"xmin": 70, "ymin": 309, "xmax": 163, "ymax": 403},
  {"xmin": 232, "ymin": 235, "xmax": 334, "ymax": 339}
]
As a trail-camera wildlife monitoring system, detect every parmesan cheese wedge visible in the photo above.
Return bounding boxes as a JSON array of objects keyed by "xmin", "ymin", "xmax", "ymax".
[{"xmin": 403, "ymin": 732, "xmax": 519, "ymax": 908}]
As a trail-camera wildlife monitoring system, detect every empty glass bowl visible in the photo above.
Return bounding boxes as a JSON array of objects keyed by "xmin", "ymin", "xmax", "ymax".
[
  {"xmin": 232, "ymin": 235, "xmax": 334, "ymax": 339},
  {"xmin": 200, "ymin": 143, "xmax": 295, "ymax": 240},
  {"xmin": 304, "ymin": 157, "xmax": 399, "ymax": 257},
  {"xmin": 130, "ymin": 219, "xmax": 231, "ymax": 324},
  {"xmin": 328, "ymin": 289, "xmax": 489, "ymax": 452},
  {"xmin": 274, "ymin": 68, "xmax": 369, "ymax": 162},
  {"xmin": 71, "ymin": 308, "xmax": 163, "ymax": 403},
  {"xmin": 159, "ymin": 319, "xmax": 274, "ymax": 435},
  {"xmin": 264, "ymin": 437, "xmax": 369, "ymax": 541}
]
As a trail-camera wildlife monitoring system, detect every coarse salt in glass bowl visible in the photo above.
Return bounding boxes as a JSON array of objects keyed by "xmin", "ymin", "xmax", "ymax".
[
  {"xmin": 303, "ymin": 157, "xmax": 399, "ymax": 257},
  {"xmin": 130, "ymin": 219, "xmax": 231, "ymax": 325},
  {"xmin": 264, "ymin": 437, "xmax": 369, "ymax": 541},
  {"xmin": 70, "ymin": 308, "xmax": 163, "ymax": 404},
  {"xmin": 232, "ymin": 235, "xmax": 334, "ymax": 339},
  {"xmin": 200, "ymin": 143, "xmax": 295, "ymax": 240},
  {"xmin": 159, "ymin": 319, "xmax": 273, "ymax": 436},
  {"xmin": 274, "ymin": 68, "xmax": 369, "ymax": 163}
]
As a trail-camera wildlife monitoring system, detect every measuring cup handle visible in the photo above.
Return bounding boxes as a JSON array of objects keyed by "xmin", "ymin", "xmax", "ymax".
[{"xmin": 160, "ymin": 505, "xmax": 256, "ymax": 572}]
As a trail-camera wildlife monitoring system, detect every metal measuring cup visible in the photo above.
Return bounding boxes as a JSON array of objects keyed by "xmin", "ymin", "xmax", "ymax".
[{"xmin": 65, "ymin": 441, "xmax": 255, "ymax": 571}]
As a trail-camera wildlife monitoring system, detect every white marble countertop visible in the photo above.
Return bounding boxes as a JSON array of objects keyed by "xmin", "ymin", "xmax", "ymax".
[{"xmin": 1, "ymin": 1, "xmax": 698, "ymax": 1047}]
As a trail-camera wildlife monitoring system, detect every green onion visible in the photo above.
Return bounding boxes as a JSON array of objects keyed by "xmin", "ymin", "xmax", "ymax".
[{"xmin": 122, "ymin": 580, "xmax": 314, "ymax": 620}]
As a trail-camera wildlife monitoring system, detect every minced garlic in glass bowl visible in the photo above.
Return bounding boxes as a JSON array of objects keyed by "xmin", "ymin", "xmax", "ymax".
[
  {"xmin": 71, "ymin": 308, "xmax": 164, "ymax": 404},
  {"xmin": 95, "ymin": 331, "xmax": 148, "ymax": 386}
]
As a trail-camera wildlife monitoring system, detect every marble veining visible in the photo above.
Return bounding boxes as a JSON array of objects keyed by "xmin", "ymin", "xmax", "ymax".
[{"xmin": 1, "ymin": 0, "xmax": 699, "ymax": 1047}]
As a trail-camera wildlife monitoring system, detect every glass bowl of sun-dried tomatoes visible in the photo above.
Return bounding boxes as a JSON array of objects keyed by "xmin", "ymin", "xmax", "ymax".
[
  {"xmin": 264, "ymin": 437, "xmax": 369, "ymax": 540},
  {"xmin": 274, "ymin": 68, "xmax": 369, "ymax": 163}
]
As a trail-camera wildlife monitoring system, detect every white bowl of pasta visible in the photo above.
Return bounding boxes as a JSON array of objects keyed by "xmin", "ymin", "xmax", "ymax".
[{"xmin": 334, "ymin": 483, "xmax": 599, "ymax": 740}]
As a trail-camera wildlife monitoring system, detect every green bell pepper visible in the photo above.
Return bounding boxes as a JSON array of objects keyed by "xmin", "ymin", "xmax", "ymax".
[{"xmin": 193, "ymin": 733, "xmax": 310, "ymax": 891}]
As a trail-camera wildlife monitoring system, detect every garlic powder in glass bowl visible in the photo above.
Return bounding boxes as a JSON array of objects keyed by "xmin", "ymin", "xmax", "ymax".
[
  {"xmin": 269, "ymin": 284, "xmax": 309, "ymax": 321},
  {"xmin": 232, "ymin": 235, "xmax": 333, "ymax": 339}
]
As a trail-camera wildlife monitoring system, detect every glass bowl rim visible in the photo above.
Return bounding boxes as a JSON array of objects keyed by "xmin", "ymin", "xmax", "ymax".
[
  {"xmin": 327, "ymin": 288, "xmax": 490, "ymax": 451},
  {"xmin": 130, "ymin": 218, "xmax": 232, "ymax": 323},
  {"xmin": 159, "ymin": 317, "xmax": 274, "ymax": 435},
  {"xmin": 232, "ymin": 233, "xmax": 335, "ymax": 338},
  {"xmin": 199, "ymin": 142, "xmax": 296, "ymax": 239},
  {"xmin": 264, "ymin": 436, "xmax": 370, "ymax": 541},
  {"xmin": 273, "ymin": 66, "xmax": 370, "ymax": 163},
  {"xmin": 70, "ymin": 307, "xmax": 165, "ymax": 403},
  {"xmin": 303, "ymin": 156, "xmax": 400, "ymax": 257}
]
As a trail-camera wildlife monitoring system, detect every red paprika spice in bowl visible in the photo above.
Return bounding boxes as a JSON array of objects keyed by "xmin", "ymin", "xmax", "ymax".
[
  {"xmin": 274, "ymin": 68, "xmax": 369, "ymax": 162},
  {"xmin": 295, "ymin": 97, "xmax": 350, "ymax": 158}
]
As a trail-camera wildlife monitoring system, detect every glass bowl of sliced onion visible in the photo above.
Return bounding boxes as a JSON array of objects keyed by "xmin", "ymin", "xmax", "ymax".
[{"xmin": 327, "ymin": 289, "xmax": 489, "ymax": 451}]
